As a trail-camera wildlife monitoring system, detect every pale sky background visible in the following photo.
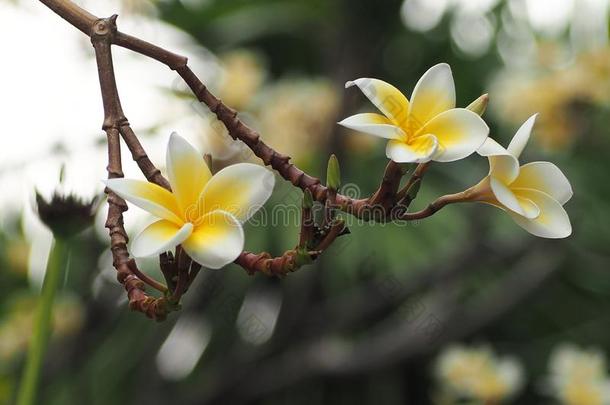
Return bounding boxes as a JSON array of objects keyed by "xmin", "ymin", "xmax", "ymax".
[{"xmin": 0, "ymin": 0, "xmax": 219, "ymax": 286}]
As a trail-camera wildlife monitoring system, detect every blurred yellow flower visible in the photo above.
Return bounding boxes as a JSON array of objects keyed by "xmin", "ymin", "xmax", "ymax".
[
  {"xmin": 339, "ymin": 63, "xmax": 489, "ymax": 163},
  {"xmin": 436, "ymin": 344, "xmax": 524, "ymax": 403},
  {"xmin": 492, "ymin": 46, "xmax": 610, "ymax": 150},
  {"xmin": 467, "ymin": 115, "xmax": 573, "ymax": 238},
  {"xmin": 0, "ymin": 294, "xmax": 83, "ymax": 363},
  {"xmin": 201, "ymin": 49, "xmax": 340, "ymax": 165},
  {"xmin": 218, "ymin": 50, "xmax": 266, "ymax": 110},
  {"xmin": 5, "ymin": 237, "xmax": 29, "ymax": 276},
  {"xmin": 105, "ymin": 133, "xmax": 275, "ymax": 268},
  {"xmin": 548, "ymin": 344, "xmax": 610, "ymax": 405},
  {"xmin": 257, "ymin": 78, "xmax": 340, "ymax": 165},
  {"xmin": 200, "ymin": 119, "xmax": 252, "ymax": 168}
]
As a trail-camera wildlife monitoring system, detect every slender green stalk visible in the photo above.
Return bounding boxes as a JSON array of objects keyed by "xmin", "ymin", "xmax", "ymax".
[{"xmin": 16, "ymin": 238, "xmax": 70, "ymax": 405}]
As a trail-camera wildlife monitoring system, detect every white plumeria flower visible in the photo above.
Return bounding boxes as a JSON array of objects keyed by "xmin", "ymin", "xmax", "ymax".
[
  {"xmin": 470, "ymin": 114, "xmax": 573, "ymax": 238},
  {"xmin": 338, "ymin": 63, "xmax": 489, "ymax": 163},
  {"xmin": 436, "ymin": 344, "xmax": 524, "ymax": 403},
  {"xmin": 548, "ymin": 344, "xmax": 610, "ymax": 405},
  {"xmin": 104, "ymin": 133, "xmax": 275, "ymax": 269}
]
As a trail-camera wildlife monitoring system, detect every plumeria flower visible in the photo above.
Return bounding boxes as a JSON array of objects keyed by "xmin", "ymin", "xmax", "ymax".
[
  {"xmin": 104, "ymin": 133, "xmax": 275, "ymax": 269},
  {"xmin": 468, "ymin": 114, "xmax": 573, "ymax": 238},
  {"xmin": 436, "ymin": 344, "xmax": 524, "ymax": 403},
  {"xmin": 547, "ymin": 344, "xmax": 610, "ymax": 405},
  {"xmin": 338, "ymin": 63, "xmax": 489, "ymax": 163}
]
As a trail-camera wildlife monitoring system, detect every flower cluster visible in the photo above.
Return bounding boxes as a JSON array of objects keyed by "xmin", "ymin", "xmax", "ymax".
[
  {"xmin": 436, "ymin": 343, "xmax": 610, "ymax": 405},
  {"xmin": 105, "ymin": 63, "xmax": 573, "ymax": 273},
  {"xmin": 340, "ymin": 63, "xmax": 572, "ymax": 239}
]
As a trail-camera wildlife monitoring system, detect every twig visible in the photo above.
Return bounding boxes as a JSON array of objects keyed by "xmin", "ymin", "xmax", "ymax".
[
  {"xmin": 40, "ymin": 0, "xmax": 428, "ymax": 222},
  {"xmin": 126, "ymin": 259, "xmax": 167, "ymax": 293},
  {"xmin": 397, "ymin": 162, "xmax": 430, "ymax": 202},
  {"xmin": 92, "ymin": 17, "xmax": 161, "ymax": 319}
]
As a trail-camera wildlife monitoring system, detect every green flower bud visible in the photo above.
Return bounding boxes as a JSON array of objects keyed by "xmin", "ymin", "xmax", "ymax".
[
  {"xmin": 302, "ymin": 189, "xmax": 314, "ymax": 209},
  {"xmin": 326, "ymin": 154, "xmax": 341, "ymax": 190}
]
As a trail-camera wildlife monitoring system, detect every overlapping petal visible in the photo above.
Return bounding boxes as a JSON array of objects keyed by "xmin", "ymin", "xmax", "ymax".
[
  {"xmin": 509, "ymin": 189, "xmax": 572, "ymax": 238},
  {"xmin": 104, "ymin": 178, "xmax": 183, "ymax": 225},
  {"xmin": 490, "ymin": 177, "xmax": 537, "ymax": 218},
  {"xmin": 199, "ymin": 163, "xmax": 275, "ymax": 222},
  {"xmin": 346, "ymin": 78, "xmax": 410, "ymax": 125},
  {"xmin": 385, "ymin": 135, "xmax": 438, "ymax": 163},
  {"xmin": 416, "ymin": 108, "xmax": 489, "ymax": 162},
  {"xmin": 131, "ymin": 220, "xmax": 193, "ymax": 257},
  {"xmin": 408, "ymin": 63, "xmax": 456, "ymax": 132},
  {"xmin": 182, "ymin": 210, "xmax": 244, "ymax": 269},
  {"xmin": 507, "ymin": 114, "xmax": 537, "ymax": 158},
  {"xmin": 338, "ymin": 113, "xmax": 405, "ymax": 140},
  {"xmin": 166, "ymin": 132, "xmax": 212, "ymax": 213},
  {"xmin": 477, "ymin": 138, "xmax": 520, "ymax": 184},
  {"xmin": 511, "ymin": 162, "xmax": 573, "ymax": 205}
]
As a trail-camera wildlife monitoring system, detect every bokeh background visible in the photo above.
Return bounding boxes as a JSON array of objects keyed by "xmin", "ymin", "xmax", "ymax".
[{"xmin": 1, "ymin": 0, "xmax": 610, "ymax": 403}]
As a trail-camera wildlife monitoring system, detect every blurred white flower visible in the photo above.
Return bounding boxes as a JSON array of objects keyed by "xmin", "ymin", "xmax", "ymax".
[
  {"xmin": 548, "ymin": 344, "xmax": 610, "ymax": 405},
  {"xmin": 436, "ymin": 344, "xmax": 524, "ymax": 403}
]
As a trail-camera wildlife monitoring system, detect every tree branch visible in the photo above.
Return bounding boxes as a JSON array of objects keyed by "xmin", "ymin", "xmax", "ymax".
[{"xmin": 38, "ymin": 0, "xmax": 467, "ymax": 315}]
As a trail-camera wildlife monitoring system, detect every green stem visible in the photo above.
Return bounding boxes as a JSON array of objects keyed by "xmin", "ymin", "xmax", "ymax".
[{"xmin": 16, "ymin": 237, "xmax": 70, "ymax": 405}]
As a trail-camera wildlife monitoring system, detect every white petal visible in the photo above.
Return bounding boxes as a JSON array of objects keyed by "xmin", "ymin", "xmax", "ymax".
[
  {"xmin": 104, "ymin": 178, "xmax": 183, "ymax": 225},
  {"xmin": 338, "ymin": 113, "xmax": 405, "ymax": 140},
  {"xmin": 509, "ymin": 189, "xmax": 572, "ymax": 238},
  {"xmin": 182, "ymin": 210, "xmax": 244, "ymax": 269},
  {"xmin": 477, "ymin": 138, "xmax": 520, "ymax": 184},
  {"xmin": 490, "ymin": 177, "xmax": 539, "ymax": 218},
  {"xmin": 167, "ymin": 132, "xmax": 212, "ymax": 214},
  {"xmin": 490, "ymin": 178, "xmax": 522, "ymax": 215},
  {"xmin": 416, "ymin": 108, "xmax": 489, "ymax": 162},
  {"xmin": 511, "ymin": 162, "xmax": 573, "ymax": 205},
  {"xmin": 346, "ymin": 78, "xmax": 410, "ymax": 125},
  {"xmin": 408, "ymin": 63, "xmax": 455, "ymax": 132},
  {"xmin": 131, "ymin": 220, "xmax": 193, "ymax": 257},
  {"xmin": 515, "ymin": 196, "xmax": 541, "ymax": 219},
  {"xmin": 507, "ymin": 114, "xmax": 538, "ymax": 158},
  {"xmin": 385, "ymin": 136, "xmax": 438, "ymax": 163},
  {"xmin": 199, "ymin": 163, "xmax": 275, "ymax": 222}
]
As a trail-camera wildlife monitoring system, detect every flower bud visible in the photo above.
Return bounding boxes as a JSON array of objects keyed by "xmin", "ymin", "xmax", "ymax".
[
  {"xmin": 466, "ymin": 94, "xmax": 489, "ymax": 116},
  {"xmin": 302, "ymin": 189, "xmax": 314, "ymax": 209},
  {"xmin": 326, "ymin": 154, "xmax": 341, "ymax": 190},
  {"xmin": 35, "ymin": 191, "xmax": 98, "ymax": 239}
]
